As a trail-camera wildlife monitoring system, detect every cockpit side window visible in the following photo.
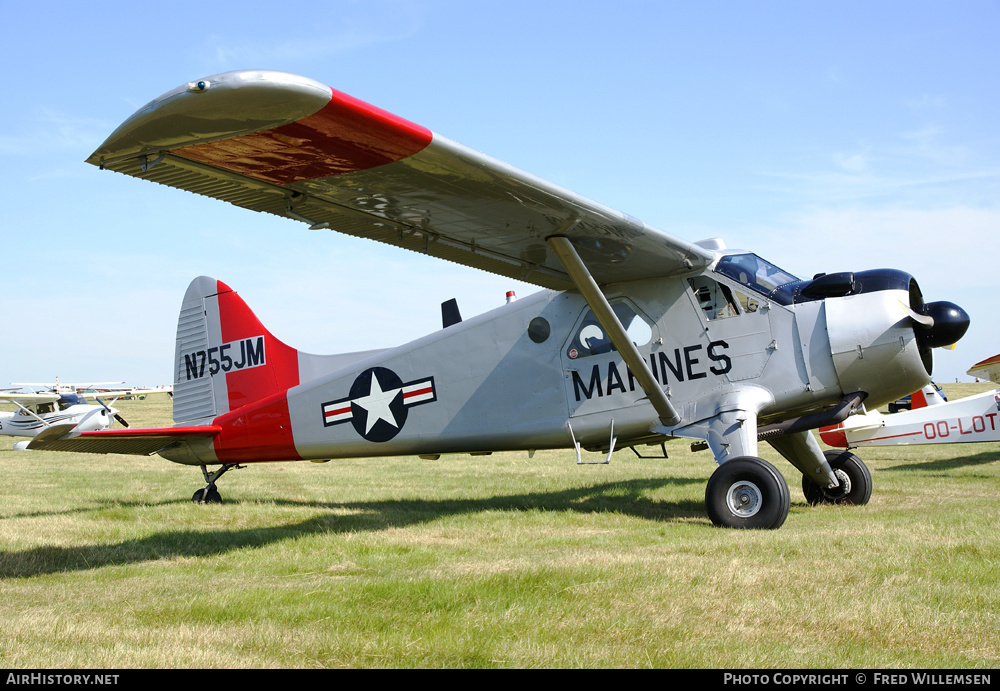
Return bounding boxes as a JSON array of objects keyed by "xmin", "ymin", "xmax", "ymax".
[
  {"xmin": 690, "ymin": 275, "xmax": 763, "ymax": 318},
  {"xmin": 689, "ymin": 276, "xmax": 740, "ymax": 320},
  {"xmin": 732, "ymin": 288, "xmax": 760, "ymax": 314},
  {"xmin": 57, "ymin": 394, "xmax": 84, "ymax": 410},
  {"xmin": 715, "ymin": 253, "xmax": 799, "ymax": 298}
]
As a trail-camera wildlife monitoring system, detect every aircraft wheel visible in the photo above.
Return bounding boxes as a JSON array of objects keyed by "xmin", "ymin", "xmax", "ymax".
[
  {"xmin": 705, "ymin": 456, "xmax": 790, "ymax": 529},
  {"xmin": 801, "ymin": 450, "xmax": 872, "ymax": 506},
  {"xmin": 192, "ymin": 486, "xmax": 222, "ymax": 504}
]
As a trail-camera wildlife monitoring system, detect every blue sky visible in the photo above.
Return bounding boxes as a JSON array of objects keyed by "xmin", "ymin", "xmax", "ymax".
[{"xmin": 1, "ymin": 0, "xmax": 997, "ymax": 387}]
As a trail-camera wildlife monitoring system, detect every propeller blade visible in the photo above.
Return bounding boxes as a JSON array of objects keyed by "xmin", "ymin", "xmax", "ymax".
[
  {"xmin": 114, "ymin": 413, "xmax": 130, "ymax": 428},
  {"xmin": 899, "ymin": 300, "xmax": 934, "ymax": 328}
]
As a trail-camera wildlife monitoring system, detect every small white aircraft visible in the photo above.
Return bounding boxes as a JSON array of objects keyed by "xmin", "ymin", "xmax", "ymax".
[
  {"xmin": 1, "ymin": 391, "xmax": 124, "ymax": 450},
  {"xmin": 820, "ymin": 356, "xmax": 1000, "ymax": 449},
  {"xmin": 968, "ymin": 353, "xmax": 1000, "ymax": 384},
  {"xmin": 29, "ymin": 70, "xmax": 971, "ymax": 528},
  {"xmin": 1, "ymin": 382, "xmax": 172, "ymax": 449}
]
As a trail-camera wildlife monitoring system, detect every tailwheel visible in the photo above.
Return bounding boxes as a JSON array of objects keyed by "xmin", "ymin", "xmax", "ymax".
[
  {"xmin": 192, "ymin": 486, "xmax": 222, "ymax": 504},
  {"xmin": 705, "ymin": 456, "xmax": 790, "ymax": 529},
  {"xmin": 191, "ymin": 463, "xmax": 243, "ymax": 505},
  {"xmin": 802, "ymin": 450, "xmax": 872, "ymax": 506}
]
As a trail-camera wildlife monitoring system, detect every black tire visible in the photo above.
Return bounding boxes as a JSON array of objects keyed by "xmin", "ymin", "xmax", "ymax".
[
  {"xmin": 801, "ymin": 450, "xmax": 872, "ymax": 506},
  {"xmin": 192, "ymin": 486, "xmax": 222, "ymax": 504},
  {"xmin": 705, "ymin": 456, "xmax": 790, "ymax": 529}
]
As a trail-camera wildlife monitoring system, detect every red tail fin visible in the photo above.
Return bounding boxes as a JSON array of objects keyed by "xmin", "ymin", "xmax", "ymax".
[
  {"xmin": 215, "ymin": 280, "xmax": 300, "ymax": 409},
  {"xmin": 174, "ymin": 277, "xmax": 301, "ymax": 423}
]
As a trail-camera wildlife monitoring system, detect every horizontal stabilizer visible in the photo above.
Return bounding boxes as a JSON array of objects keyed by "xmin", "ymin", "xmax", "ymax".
[{"xmin": 28, "ymin": 424, "xmax": 221, "ymax": 456}]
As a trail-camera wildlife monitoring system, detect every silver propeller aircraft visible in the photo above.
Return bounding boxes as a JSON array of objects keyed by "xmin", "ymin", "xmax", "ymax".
[{"xmin": 30, "ymin": 71, "xmax": 971, "ymax": 528}]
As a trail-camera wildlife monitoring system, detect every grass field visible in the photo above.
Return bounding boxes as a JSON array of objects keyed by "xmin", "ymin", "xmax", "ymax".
[{"xmin": 1, "ymin": 383, "xmax": 998, "ymax": 668}]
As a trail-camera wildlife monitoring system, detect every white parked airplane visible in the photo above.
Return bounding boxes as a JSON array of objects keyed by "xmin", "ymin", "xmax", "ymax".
[
  {"xmin": 820, "ymin": 356, "xmax": 1000, "ymax": 449},
  {"xmin": 968, "ymin": 353, "xmax": 1000, "ymax": 384},
  {"xmin": 1, "ymin": 383, "xmax": 172, "ymax": 449},
  {"xmin": 0, "ymin": 391, "xmax": 124, "ymax": 450}
]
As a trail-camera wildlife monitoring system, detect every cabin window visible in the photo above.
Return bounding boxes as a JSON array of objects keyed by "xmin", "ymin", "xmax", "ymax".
[
  {"xmin": 732, "ymin": 288, "xmax": 760, "ymax": 313},
  {"xmin": 566, "ymin": 302, "xmax": 652, "ymax": 360},
  {"xmin": 57, "ymin": 394, "xmax": 84, "ymax": 410}
]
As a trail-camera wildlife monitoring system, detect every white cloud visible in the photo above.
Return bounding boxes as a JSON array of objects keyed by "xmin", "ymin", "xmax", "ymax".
[
  {"xmin": 833, "ymin": 146, "xmax": 874, "ymax": 173},
  {"xmin": 903, "ymin": 93, "xmax": 947, "ymax": 110}
]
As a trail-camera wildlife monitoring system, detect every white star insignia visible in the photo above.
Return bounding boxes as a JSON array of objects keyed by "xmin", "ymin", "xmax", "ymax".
[{"xmin": 352, "ymin": 372, "xmax": 402, "ymax": 433}]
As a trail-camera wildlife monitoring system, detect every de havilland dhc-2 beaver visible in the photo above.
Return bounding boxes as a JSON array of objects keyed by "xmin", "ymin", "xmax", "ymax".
[{"xmin": 29, "ymin": 70, "xmax": 970, "ymax": 529}]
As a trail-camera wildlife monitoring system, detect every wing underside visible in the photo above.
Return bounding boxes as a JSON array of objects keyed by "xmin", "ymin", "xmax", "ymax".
[{"xmin": 88, "ymin": 70, "xmax": 712, "ymax": 290}]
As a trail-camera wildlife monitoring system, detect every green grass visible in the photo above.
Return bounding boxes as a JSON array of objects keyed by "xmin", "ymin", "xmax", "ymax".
[{"xmin": 1, "ymin": 383, "xmax": 998, "ymax": 668}]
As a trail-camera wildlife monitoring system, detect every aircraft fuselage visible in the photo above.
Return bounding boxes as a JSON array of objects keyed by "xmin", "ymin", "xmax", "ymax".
[{"xmin": 165, "ymin": 256, "xmax": 938, "ymax": 467}]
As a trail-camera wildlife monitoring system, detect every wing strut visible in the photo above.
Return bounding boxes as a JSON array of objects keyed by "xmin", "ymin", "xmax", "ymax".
[{"xmin": 547, "ymin": 235, "xmax": 681, "ymax": 427}]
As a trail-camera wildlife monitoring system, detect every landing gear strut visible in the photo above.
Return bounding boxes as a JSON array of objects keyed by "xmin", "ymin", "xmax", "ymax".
[{"xmin": 191, "ymin": 463, "xmax": 243, "ymax": 504}]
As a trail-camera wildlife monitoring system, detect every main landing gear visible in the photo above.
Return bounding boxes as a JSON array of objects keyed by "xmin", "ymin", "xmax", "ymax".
[
  {"xmin": 705, "ymin": 456, "xmax": 791, "ymax": 529},
  {"xmin": 704, "ymin": 450, "xmax": 873, "ymax": 528},
  {"xmin": 801, "ymin": 450, "xmax": 872, "ymax": 506},
  {"xmin": 191, "ymin": 463, "xmax": 244, "ymax": 504}
]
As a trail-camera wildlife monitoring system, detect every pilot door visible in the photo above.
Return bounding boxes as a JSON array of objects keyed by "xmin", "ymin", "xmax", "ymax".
[{"xmin": 686, "ymin": 275, "xmax": 775, "ymax": 382}]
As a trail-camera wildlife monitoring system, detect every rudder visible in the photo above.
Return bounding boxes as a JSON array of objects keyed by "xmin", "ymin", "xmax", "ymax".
[{"xmin": 173, "ymin": 277, "xmax": 300, "ymax": 424}]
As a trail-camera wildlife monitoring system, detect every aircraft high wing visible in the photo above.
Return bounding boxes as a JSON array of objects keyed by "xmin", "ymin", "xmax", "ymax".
[
  {"xmin": 87, "ymin": 71, "xmax": 713, "ymax": 291},
  {"xmin": 12, "ymin": 381, "xmax": 172, "ymax": 398},
  {"xmin": 13, "ymin": 381, "xmax": 126, "ymax": 394},
  {"xmin": 31, "ymin": 70, "xmax": 972, "ymax": 528}
]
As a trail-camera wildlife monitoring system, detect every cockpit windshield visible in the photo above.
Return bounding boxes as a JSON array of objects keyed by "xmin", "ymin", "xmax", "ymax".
[
  {"xmin": 714, "ymin": 253, "xmax": 799, "ymax": 299},
  {"xmin": 57, "ymin": 394, "xmax": 86, "ymax": 409}
]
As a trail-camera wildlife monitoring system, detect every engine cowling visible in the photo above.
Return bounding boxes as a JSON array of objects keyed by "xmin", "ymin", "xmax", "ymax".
[{"xmin": 823, "ymin": 270, "xmax": 968, "ymax": 409}]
